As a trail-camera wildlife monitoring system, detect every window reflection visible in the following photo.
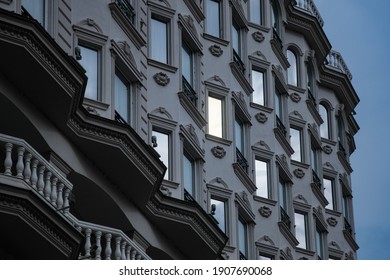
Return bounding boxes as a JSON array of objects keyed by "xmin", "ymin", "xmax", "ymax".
[
  {"xmin": 255, "ymin": 159, "xmax": 268, "ymax": 198},
  {"xmin": 151, "ymin": 17, "xmax": 168, "ymax": 64},
  {"xmin": 206, "ymin": 0, "xmax": 221, "ymax": 37},
  {"xmin": 249, "ymin": 0, "xmax": 262, "ymax": 25},
  {"xmin": 79, "ymin": 45, "xmax": 98, "ymax": 100},
  {"xmin": 208, "ymin": 96, "xmax": 223, "ymax": 137},
  {"xmin": 287, "ymin": 50, "xmax": 298, "ymax": 86},
  {"xmin": 183, "ymin": 152, "xmax": 194, "ymax": 196},
  {"xmin": 152, "ymin": 130, "xmax": 169, "ymax": 180},
  {"xmin": 319, "ymin": 104, "xmax": 329, "ymax": 139},
  {"xmin": 290, "ymin": 127, "xmax": 302, "ymax": 162},
  {"xmin": 252, "ymin": 69, "xmax": 264, "ymax": 105},
  {"xmin": 115, "ymin": 71, "xmax": 130, "ymax": 123},
  {"xmin": 323, "ymin": 178, "xmax": 334, "ymax": 210},
  {"xmin": 211, "ymin": 198, "xmax": 226, "ymax": 233},
  {"xmin": 295, "ymin": 212, "xmax": 308, "ymax": 249},
  {"xmin": 22, "ymin": 0, "xmax": 45, "ymax": 26}
]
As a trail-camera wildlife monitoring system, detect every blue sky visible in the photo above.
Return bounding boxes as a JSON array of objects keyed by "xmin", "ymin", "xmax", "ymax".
[{"xmin": 315, "ymin": 0, "xmax": 390, "ymax": 259}]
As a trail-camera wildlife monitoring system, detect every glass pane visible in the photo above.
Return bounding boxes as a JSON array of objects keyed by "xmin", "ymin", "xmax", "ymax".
[
  {"xmin": 279, "ymin": 178, "xmax": 286, "ymax": 210},
  {"xmin": 316, "ymin": 228, "xmax": 323, "ymax": 259},
  {"xmin": 206, "ymin": 0, "xmax": 220, "ymax": 37},
  {"xmin": 255, "ymin": 160, "xmax": 268, "ymax": 198},
  {"xmin": 258, "ymin": 254, "xmax": 271, "ymax": 260},
  {"xmin": 151, "ymin": 18, "xmax": 168, "ymax": 64},
  {"xmin": 22, "ymin": 0, "xmax": 45, "ymax": 26},
  {"xmin": 183, "ymin": 153, "xmax": 194, "ymax": 195},
  {"xmin": 287, "ymin": 50, "xmax": 298, "ymax": 86},
  {"xmin": 295, "ymin": 212, "xmax": 307, "ymax": 249},
  {"xmin": 235, "ymin": 117, "xmax": 243, "ymax": 152},
  {"xmin": 79, "ymin": 45, "xmax": 98, "ymax": 100},
  {"xmin": 238, "ymin": 219, "xmax": 247, "ymax": 256},
  {"xmin": 311, "ymin": 145, "xmax": 318, "ymax": 173},
  {"xmin": 252, "ymin": 69, "xmax": 264, "ymax": 105},
  {"xmin": 208, "ymin": 96, "xmax": 223, "ymax": 137},
  {"xmin": 250, "ymin": 0, "xmax": 261, "ymax": 25},
  {"xmin": 275, "ymin": 89, "xmax": 282, "ymax": 118},
  {"xmin": 290, "ymin": 127, "xmax": 302, "ymax": 162},
  {"xmin": 115, "ymin": 72, "xmax": 130, "ymax": 123},
  {"xmin": 323, "ymin": 178, "xmax": 334, "ymax": 210},
  {"xmin": 211, "ymin": 198, "xmax": 226, "ymax": 232},
  {"xmin": 232, "ymin": 22, "xmax": 240, "ymax": 54},
  {"xmin": 152, "ymin": 130, "xmax": 169, "ymax": 180},
  {"xmin": 319, "ymin": 104, "xmax": 329, "ymax": 139},
  {"xmin": 181, "ymin": 42, "xmax": 193, "ymax": 85}
]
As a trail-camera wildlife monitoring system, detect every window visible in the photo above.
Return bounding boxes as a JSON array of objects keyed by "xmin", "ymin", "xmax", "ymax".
[
  {"xmin": 311, "ymin": 144, "xmax": 321, "ymax": 187},
  {"xmin": 152, "ymin": 130, "xmax": 170, "ymax": 180},
  {"xmin": 79, "ymin": 45, "xmax": 99, "ymax": 100},
  {"xmin": 181, "ymin": 40, "xmax": 197, "ymax": 105},
  {"xmin": 323, "ymin": 178, "xmax": 335, "ymax": 210},
  {"xmin": 295, "ymin": 212, "xmax": 309, "ymax": 249},
  {"xmin": 251, "ymin": 69, "xmax": 265, "ymax": 106},
  {"xmin": 207, "ymin": 95, "xmax": 224, "ymax": 138},
  {"xmin": 279, "ymin": 177, "xmax": 290, "ymax": 229},
  {"xmin": 290, "ymin": 127, "xmax": 303, "ymax": 162},
  {"xmin": 255, "ymin": 159, "xmax": 269, "ymax": 198},
  {"xmin": 271, "ymin": 0, "xmax": 281, "ymax": 44},
  {"xmin": 306, "ymin": 63, "xmax": 316, "ymax": 105},
  {"xmin": 114, "ymin": 70, "xmax": 132, "ymax": 124},
  {"xmin": 275, "ymin": 88, "xmax": 286, "ymax": 136},
  {"xmin": 150, "ymin": 17, "xmax": 168, "ymax": 64},
  {"xmin": 337, "ymin": 115, "xmax": 347, "ymax": 156},
  {"xmin": 183, "ymin": 151, "xmax": 195, "ymax": 198},
  {"xmin": 238, "ymin": 217, "xmax": 248, "ymax": 259},
  {"xmin": 342, "ymin": 183, "xmax": 353, "ymax": 235},
  {"xmin": 232, "ymin": 20, "xmax": 245, "ymax": 75},
  {"xmin": 319, "ymin": 103, "xmax": 330, "ymax": 139},
  {"xmin": 211, "ymin": 198, "xmax": 226, "ymax": 233},
  {"xmin": 249, "ymin": 0, "xmax": 263, "ymax": 25},
  {"xmin": 22, "ymin": 0, "xmax": 45, "ymax": 26},
  {"xmin": 287, "ymin": 49, "xmax": 298, "ymax": 87},
  {"xmin": 205, "ymin": 0, "xmax": 222, "ymax": 38},
  {"xmin": 235, "ymin": 116, "xmax": 248, "ymax": 173},
  {"xmin": 315, "ymin": 227, "xmax": 325, "ymax": 259}
]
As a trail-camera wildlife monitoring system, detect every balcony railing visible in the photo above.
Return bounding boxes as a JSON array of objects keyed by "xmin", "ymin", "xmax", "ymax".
[
  {"xmin": 182, "ymin": 76, "xmax": 197, "ymax": 106},
  {"xmin": 294, "ymin": 0, "xmax": 324, "ymax": 27},
  {"xmin": 114, "ymin": 110, "xmax": 129, "ymax": 125},
  {"xmin": 233, "ymin": 49, "xmax": 245, "ymax": 75},
  {"xmin": 344, "ymin": 217, "xmax": 353, "ymax": 235},
  {"xmin": 326, "ymin": 50, "xmax": 353, "ymax": 80},
  {"xmin": 280, "ymin": 206, "xmax": 291, "ymax": 229},
  {"xmin": 236, "ymin": 148, "xmax": 249, "ymax": 173},
  {"xmin": 115, "ymin": 0, "xmax": 135, "ymax": 25},
  {"xmin": 69, "ymin": 217, "xmax": 151, "ymax": 260},
  {"xmin": 0, "ymin": 133, "xmax": 73, "ymax": 214},
  {"xmin": 312, "ymin": 170, "xmax": 321, "ymax": 188},
  {"xmin": 276, "ymin": 115, "xmax": 287, "ymax": 137},
  {"xmin": 184, "ymin": 189, "xmax": 196, "ymax": 203}
]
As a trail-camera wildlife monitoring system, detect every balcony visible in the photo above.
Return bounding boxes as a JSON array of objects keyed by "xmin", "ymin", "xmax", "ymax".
[
  {"xmin": 233, "ymin": 49, "xmax": 245, "ymax": 75},
  {"xmin": 182, "ymin": 76, "xmax": 197, "ymax": 106},
  {"xmin": 326, "ymin": 50, "xmax": 353, "ymax": 80},
  {"xmin": 294, "ymin": 0, "xmax": 324, "ymax": 27},
  {"xmin": 236, "ymin": 148, "xmax": 249, "ymax": 173},
  {"xmin": 280, "ymin": 206, "xmax": 291, "ymax": 229},
  {"xmin": 115, "ymin": 0, "xmax": 135, "ymax": 25}
]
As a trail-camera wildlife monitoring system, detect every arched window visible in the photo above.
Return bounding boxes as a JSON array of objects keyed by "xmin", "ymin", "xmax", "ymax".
[
  {"xmin": 287, "ymin": 49, "xmax": 298, "ymax": 86},
  {"xmin": 319, "ymin": 103, "xmax": 330, "ymax": 139}
]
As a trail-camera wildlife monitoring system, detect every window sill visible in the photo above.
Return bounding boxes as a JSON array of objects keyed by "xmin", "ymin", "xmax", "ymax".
[
  {"xmin": 249, "ymin": 102, "xmax": 273, "ymax": 113},
  {"xmin": 147, "ymin": 58, "xmax": 178, "ymax": 73},
  {"xmin": 232, "ymin": 163, "xmax": 257, "ymax": 195},
  {"xmin": 311, "ymin": 182, "xmax": 328, "ymax": 208},
  {"xmin": 325, "ymin": 208, "xmax": 342, "ymax": 217},
  {"xmin": 273, "ymin": 127, "xmax": 294, "ymax": 157},
  {"xmin": 202, "ymin": 33, "xmax": 230, "ymax": 46},
  {"xmin": 253, "ymin": 196, "xmax": 277, "ymax": 206},
  {"xmin": 295, "ymin": 247, "xmax": 316, "ymax": 257},
  {"xmin": 205, "ymin": 134, "xmax": 232, "ymax": 146},
  {"xmin": 248, "ymin": 22, "xmax": 270, "ymax": 33},
  {"xmin": 291, "ymin": 160, "xmax": 310, "ymax": 169},
  {"xmin": 82, "ymin": 98, "xmax": 110, "ymax": 116}
]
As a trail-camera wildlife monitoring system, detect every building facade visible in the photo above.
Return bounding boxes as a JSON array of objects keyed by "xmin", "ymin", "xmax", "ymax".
[{"xmin": 0, "ymin": 0, "xmax": 359, "ymax": 260}]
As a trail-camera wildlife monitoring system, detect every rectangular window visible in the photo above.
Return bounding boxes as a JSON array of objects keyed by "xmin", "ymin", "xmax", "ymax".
[
  {"xmin": 238, "ymin": 218, "xmax": 248, "ymax": 259},
  {"xmin": 211, "ymin": 198, "xmax": 226, "ymax": 233},
  {"xmin": 183, "ymin": 152, "xmax": 195, "ymax": 197},
  {"xmin": 114, "ymin": 71, "xmax": 131, "ymax": 124},
  {"xmin": 252, "ymin": 69, "xmax": 265, "ymax": 106},
  {"xmin": 208, "ymin": 96, "xmax": 223, "ymax": 138},
  {"xmin": 315, "ymin": 227, "xmax": 324, "ymax": 259},
  {"xmin": 249, "ymin": 0, "xmax": 262, "ymax": 25},
  {"xmin": 295, "ymin": 212, "xmax": 308, "ymax": 249},
  {"xmin": 206, "ymin": 0, "xmax": 221, "ymax": 38},
  {"xmin": 323, "ymin": 178, "xmax": 335, "ymax": 210},
  {"xmin": 290, "ymin": 127, "xmax": 303, "ymax": 162},
  {"xmin": 22, "ymin": 0, "xmax": 45, "ymax": 26},
  {"xmin": 255, "ymin": 159, "xmax": 269, "ymax": 198},
  {"xmin": 232, "ymin": 21, "xmax": 241, "ymax": 56},
  {"xmin": 79, "ymin": 45, "xmax": 99, "ymax": 100},
  {"xmin": 181, "ymin": 41, "xmax": 193, "ymax": 86},
  {"xmin": 152, "ymin": 130, "xmax": 170, "ymax": 180},
  {"xmin": 151, "ymin": 17, "xmax": 168, "ymax": 64}
]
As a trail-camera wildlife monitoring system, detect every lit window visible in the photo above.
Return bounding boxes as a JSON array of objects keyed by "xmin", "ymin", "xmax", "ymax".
[
  {"xmin": 152, "ymin": 130, "xmax": 170, "ymax": 180},
  {"xmin": 249, "ymin": 0, "xmax": 262, "ymax": 25},
  {"xmin": 22, "ymin": 0, "xmax": 45, "ymax": 26},
  {"xmin": 238, "ymin": 218, "xmax": 248, "ymax": 259},
  {"xmin": 183, "ymin": 152, "xmax": 195, "ymax": 197},
  {"xmin": 323, "ymin": 178, "xmax": 335, "ymax": 210},
  {"xmin": 255, "ymin": 159, "xmax": 269, "ymax": 198},
  {"xmin": 79, "ymin": 45, "xmax": 99, "ymax": 100},
  {"xmin": 150, "ymin": 17, "xmax": 168, "ymax": 64},
  {"xmin": 205, "ymin": 0, "xmax": 221, "ymax": 38},
  {"xmin": 287, "ymin": 50, "xmax": 298, "ymax": 86},
  {"xmin": 290, "ymin": 127, "xmax": 303, "ymax": 162},
  {"xmin": 211, "ymin": 198, "xmax": 226, "ymax": 233},
  {"xmin": 114, "ymin": 71, "xmax": 132, "ymax": 124},
  {"xmin": 319, "ymin": 104, "xmax": 330, "ymax": 139},
  {"xmin": 252, "ymin": 69, "xmax": 265, "ymax": 106},
  {"xmin": 295, "ymin": 212, "xmax": 308, "ymax": 249},
  {"xmin": 207, "ymin": 96, "xmax": 223, "ymax": 138}
]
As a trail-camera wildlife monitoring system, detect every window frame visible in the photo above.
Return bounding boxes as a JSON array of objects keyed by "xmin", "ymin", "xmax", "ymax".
[
  {"xmin": 205, "ymin": 0, "xmax": 223, "ymax": 39},
  {"xmin": 319, "ymin": 102, "xmax": 331, "ymax": 140},
  {"xmin": 287, "ymin": 49, "xmax": 299, "ymax": 87},
  {"xmin": 290, "ymin": 126, "xmax": 304, "ymax": 163},
  {"xmin": 251, "ymin": 67, "xmax": 266, "ymax": 106},
  {"xmin": 294, "ymin": 211, "xmax": 309, "ymax": 250},
  {"xmin": 248, "ymin": 0, "xmax": 264, "ymax": 26},
  {"xmin": 323, "ymin": 177, "xmax": 336, "ymax": 211},
  {"xmin": 114, "ymin": 69, "xmax": 133, "ymax": 124}
]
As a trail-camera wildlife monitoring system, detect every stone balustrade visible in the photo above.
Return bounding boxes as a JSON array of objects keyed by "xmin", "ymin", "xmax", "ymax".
[
  {"xmin": 0, "ymin": 134, "xmax": 72, "ymax": 214},
  {"xmin": 326, "ymin": 50, "xmax": 353, "ymax": 80},
  {"xmin": 70, "ymin": 218, "xmax": 151, "ymax": 260},
  {"xmin": 294, "ymin": 0, "xmax": 324, "ymax": 26}
]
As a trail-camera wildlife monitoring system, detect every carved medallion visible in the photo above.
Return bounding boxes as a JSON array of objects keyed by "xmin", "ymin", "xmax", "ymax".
[
  {"xmin": 259, "ymin": 206, "xmax": 272, "ymax": 218},
  {"xmin": 153, "ymin": 72, "xmax": 170, "ymax": 86},
  {"xmin": 255, "ymin": 112, "xmax": 268, "ymax": 123},
  {"xmin": 209, "ymin": 44, "xmax": 223, "ymax": 57},
  {"xmin": 252, "ymin": 31, "xmax": 265, "ymax": 43},
  {"xmin": 293, "ymin": 168, "xmax": 305, "ymax": 179},
  {"xmin": 211, "ymin": 146, "xmax": 226, "ymax": 158},
  {"xmin": 327, "ymin": 217, "xmax": 338, "ymax": 227},
  {"xmin": 290, "ymin": 92, "xmax": 301, "ymax": 103},
  {"xmin": 323, "ymin": 145, "xmax": 333, "ymax": 155}
]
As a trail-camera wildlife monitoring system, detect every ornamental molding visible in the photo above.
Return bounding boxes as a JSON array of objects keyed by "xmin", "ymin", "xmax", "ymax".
[
  {"xmin": 255, "ymin": 112, "xmax": 268, "ymax": 123},
  {"xmin": 293, "ymin": 168, "xmax": 305, "ymax": 179},
  {"xmin": 324, "ymin": 161, "xmax": 335, "ymax": 170},
  {"xmin": 256, "ymin": 235, "xmax": 276, "ymax": 247},
  {"xmin": 259, "ymin": 206, "xmax": 272, "ymax": 218},
  {"xmin": 290, "ymin": 92, "xmax": 301, "ymax": 103},
  {"xmin": 153, "ymin": 72, "xmax": 170, "ymax": 86},
  {"xmin": 327, "ymin": 217, "xmax": 338, "ymax": 227},
  {"xmin": 208, "ymin": 177, "xmax": 229, "ymax": 189},
  {"xmin": 254, "ymin": 140, "xmax": 271, "ymax": 151},
  {"xmin": 323, "ymin": 145, "xmax": 333, "ymax": 154},
  {"xmin": 160, "ymin": 185, "xmax": 172, "ymax": 196},
  {"xmin": 149, "ymin": 107, "xmax": 174, "ymax": 120},
  {"xmin": 209, "ymin": 44, "xmax": 223, "ymax": 57},
  {"xmin": 252, "ymin": 31, "xmax": 265, "ymax": 43},
  {"xmin": 211, "ymin": 146, "xmax": 226, "ymax": 159}
]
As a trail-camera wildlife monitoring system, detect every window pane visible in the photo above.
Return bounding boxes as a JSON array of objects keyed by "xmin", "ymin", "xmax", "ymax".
[
  {"xmin": 323, "ymin": 178, "xmax": 334, "ymax": 210},
  {"xmin": 232, "ymin": 22, "xmax": 240, "ymax": 54},
  {"xmin": 183, "ymin": 153, "xmax": 194, "ymax": 195},
  {"xmin": 252, "ymin": 69, "xmax": 264, "ymax": 105},
  {"xmin": 311, "ymin": 145, "xmax": 318, "ymax": 173},
  {"xmin": 182, "ymin": 42, "xmax": 193, "ymax": 85},
  {"xmin": 319, "ymin": 104, "xmax": 329, "ymax": 139},
  {"xmin": 295, "ymin": 212, "xmax": 307, "ymax": 249},
  {"xmin": 316, "ymin": 228, "xmax": 324, "ymax": 259},
  {"xmin": 290, "ymin": 128, "xmax": 302, "ymax": 162},
  {"xmin": 211, "ymin": 198, "xmax": 226, "ymax": 233},
  {"xmin": 152, "ymin": 130, "xmax": 169, "ymax": 180},
  {"xmin": 235, "ymin": 117, "xmax": 244, "ymax": 152},
  {"xmin": 208, "ymin": 96, "xmax": 223, "ymax": 137},
  {"xmin": 151, "ymin": 18, "xmax": 168, "ymax": 64},
  {"xmin": 79, "ymin": 45, "xmax": 98, "ymax": 100},
  {"xmin": 255, "ymin": 159, "xmax": 268, "ymax": 198},
  {"xmin": 115, "ymin": 72, "xmax": 130, "ymax": 123},
  {"xmin": 238, "ymin": 219, "xmax": 247, "ymax": 257},
  {"xmin": 249, "ymin": 0, "xmax": 261, "ymax": 25},
  {"xmin": 206, "ymin": 0, "xmax": 220, "ymax": 37},
  {"xmin": 279, "ymin": 178, "xmax": 286, "ymax": 210},
  {"xmin": 22, "ymin": 0, "xmax": 45, "ymax": 25},
  {"xmin": 287, "ymin": 50, "xmax": 298, "ymax": 86},
  {"xmin": 275, "ymin": 89, "xmax": 282, "ymax": 118}
]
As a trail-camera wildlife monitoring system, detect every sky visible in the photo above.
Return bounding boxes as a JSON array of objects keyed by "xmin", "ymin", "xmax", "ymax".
[{"xmin": 315, "ymin": 0, "xmax": 390, "ymax": 259}]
